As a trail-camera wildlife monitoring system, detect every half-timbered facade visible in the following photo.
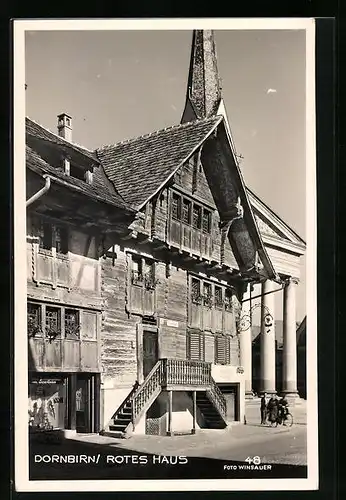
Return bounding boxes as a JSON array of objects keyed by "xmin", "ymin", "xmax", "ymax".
[{"xmin": 26, "ymin": 29, "xmax": 306, "ymax": 438}]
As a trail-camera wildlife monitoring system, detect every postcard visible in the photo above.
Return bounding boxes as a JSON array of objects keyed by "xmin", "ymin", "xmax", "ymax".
[{"xmin": 13, "ymin": 17, "xmax": 318, "ymax": 492}]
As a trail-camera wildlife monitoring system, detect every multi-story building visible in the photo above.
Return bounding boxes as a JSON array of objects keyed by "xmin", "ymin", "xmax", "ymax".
[{"xmin": 26, "ymin": 30, "xmax": 306, "ymax": 438}]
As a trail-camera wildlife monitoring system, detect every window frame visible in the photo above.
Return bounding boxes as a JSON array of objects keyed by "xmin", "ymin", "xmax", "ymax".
[
  {"xmin": 64, "ymin": 308, "xmax": 81, "ymax": 340},
  {"xmin": 130, "ymin": 254, "xmax": 157, "ymax": 290},
  {"xmin": 45, "ymin": 306, "xmax": 62, "ymax": 340},
  {"xmin": 170, "ymin": 189, "xmax": 213, "ymax": 235},
  {"xmin": 27, "ymin": 302, "xmax": 43, "ymax": 338},
  {"xmin": 36, "ymin": 218, "xmax": 69, "ymax": 256},
  {"xmin": 69, "ymin": 163, "xmax": 86, "ymax": 181}
]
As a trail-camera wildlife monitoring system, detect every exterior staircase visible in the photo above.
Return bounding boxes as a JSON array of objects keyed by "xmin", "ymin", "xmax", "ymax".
[
  {"xmin": 108, "ymin": 399, "xmax": 133, "ymax": 437},
  {"xmin": 103, "ymin": 358, "xmax": 228, "ymax": 438},
  {"xmin": 195, "ymin": 391, "xmax": 227, "ymax": 429}
]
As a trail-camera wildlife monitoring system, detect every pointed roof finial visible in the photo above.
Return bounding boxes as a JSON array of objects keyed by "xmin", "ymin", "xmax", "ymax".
[{"xmin": 181, "ymin": 30, "xmax": 222, "ymax": 123}]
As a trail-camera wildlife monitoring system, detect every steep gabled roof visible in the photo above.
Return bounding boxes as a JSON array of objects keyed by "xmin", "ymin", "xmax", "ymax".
[
  {"xmin": 26, "ymin": 145, "xmax": 130, "ymax": 210},
  {"xmin": 26, "ymin": 117, "xmax": 99, "ymax": 165},
  {"xmin": 96, "ymin": 115, "xmax": 222, "ymax": 209}
]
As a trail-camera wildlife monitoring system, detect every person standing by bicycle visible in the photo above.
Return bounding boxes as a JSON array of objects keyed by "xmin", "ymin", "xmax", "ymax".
[{"xmin": 278, "ymin": 395, "xmax": 289, "ymax": 423}]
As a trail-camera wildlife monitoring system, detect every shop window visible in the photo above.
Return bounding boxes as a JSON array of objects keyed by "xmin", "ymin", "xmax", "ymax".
[
  {"xmin": 187, "ymin": 331, "xmax": 205, "ymax": 361},
  {"xmin": 45, "ymin": 306, "xmax": 61, "ymax": 340},
  {"xmin": 215, "ymin": 335, "xmax": 231, "ymax": 365},
  {"xmin": 64, "ymin": 309, "xmax": 80, "ymax": 339},
  {"xmin": 27, "ymin": 302, "xmax": 42, "ymax": 337}
]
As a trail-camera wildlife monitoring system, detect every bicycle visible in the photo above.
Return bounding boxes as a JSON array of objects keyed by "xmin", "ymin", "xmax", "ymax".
[{"xmin": 274, "ymin": 410, "xmax": 293, "ymax": 427}]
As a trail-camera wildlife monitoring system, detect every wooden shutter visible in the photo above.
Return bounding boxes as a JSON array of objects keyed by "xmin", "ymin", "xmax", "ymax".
[
  {"xmin": 187, "ymin": 331, "xmax": 205, "ymax": 361},
  {"xmin": 215, "ymin": 335, "xmax": 230, "ymax": 365}
]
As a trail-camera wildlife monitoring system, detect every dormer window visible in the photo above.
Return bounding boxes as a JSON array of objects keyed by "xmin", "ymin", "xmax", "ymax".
[{"xmin": 69, "ymin": 163, "xmax": 85, "ymax": 181}]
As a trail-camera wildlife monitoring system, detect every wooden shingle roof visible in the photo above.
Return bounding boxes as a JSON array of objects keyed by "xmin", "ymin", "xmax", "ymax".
[
  {"xmin": 26, "ymin": 145, "xmax": 130, "ymax": 210},
  {"xmin": 96, "ymin": 115, "xmax": 223, "ymax": 209}
]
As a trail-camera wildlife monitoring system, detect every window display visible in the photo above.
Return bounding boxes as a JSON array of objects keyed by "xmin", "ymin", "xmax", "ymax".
[{"xmin": 28, "ymin": 377, "xmax": 66, "ymax": 430}]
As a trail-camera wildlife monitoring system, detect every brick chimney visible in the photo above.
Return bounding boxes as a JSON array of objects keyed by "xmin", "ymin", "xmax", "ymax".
[{"xmin": 57, "ymin": 113, "xmax": 72, "ymax": 142}]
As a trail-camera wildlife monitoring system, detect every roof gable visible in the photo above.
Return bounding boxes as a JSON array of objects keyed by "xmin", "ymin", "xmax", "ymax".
[
  {"xmin": 96, "ymin": 116, "xmax": 222, "ymax": 210},
  {"xmin": 248, "ymin": 188, "xmax": 306, "ymax": 253}
]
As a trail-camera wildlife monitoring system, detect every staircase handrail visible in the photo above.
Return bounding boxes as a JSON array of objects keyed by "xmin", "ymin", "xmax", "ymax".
[
  {"xmin": 208, "ymin": 377, "xmax": 227, "ymax": 418},
  {"xmin": 131, "ymin": 360, "xmax": 163, "ymax": 425}
]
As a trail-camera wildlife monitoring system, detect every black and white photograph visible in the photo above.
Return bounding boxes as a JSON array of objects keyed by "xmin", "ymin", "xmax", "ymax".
[{"xmin": 13, "ymin": 18, "xmax": 317, "ymax": 492}]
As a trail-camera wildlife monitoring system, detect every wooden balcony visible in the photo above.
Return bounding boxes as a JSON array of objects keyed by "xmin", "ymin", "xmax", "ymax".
[{"xmin": 160, "ymin": 358, "xmax": 212, "ymax": 390}]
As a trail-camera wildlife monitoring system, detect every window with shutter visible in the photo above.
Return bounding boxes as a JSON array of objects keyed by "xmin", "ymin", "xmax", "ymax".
[
  {"xmin": 215, "ymin": 335, "xmax": 231, "ymax": 365},
  {"xmin": 187, "ymin": 331, "xmax": 205, "ymax": 361}
]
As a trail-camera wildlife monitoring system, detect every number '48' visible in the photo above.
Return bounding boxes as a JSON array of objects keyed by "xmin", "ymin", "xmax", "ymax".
[{"xmin": 245, "ymin": 456, "xmax": 261, "ymax": 465}]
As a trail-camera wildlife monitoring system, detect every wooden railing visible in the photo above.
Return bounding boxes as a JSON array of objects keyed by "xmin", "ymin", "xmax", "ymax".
[
  {"xmin": 125, "ymin": 358, "xmax": 226, "ymax": 432},
  {"xmin": 131, "ymin": 360, "xmax": 162, "ymax": 424},
  {"xmin": 207, "ymin": 378, "xmax": 227, "ymax": 418},
  {"xmin": 161, "ymin": 358, "xmax": 212, "ymax": 387}
]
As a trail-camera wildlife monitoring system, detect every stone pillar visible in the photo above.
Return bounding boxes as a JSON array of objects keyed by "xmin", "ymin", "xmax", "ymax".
[
  {"xmin": 238, "ymin": 284, "xmax": 253, "ymax": 398},
  {"xmin": 259, "ymin": 280, "xmax": 276, "ymax": 395},
  {"xmin": 282, "ymin": 277, "xmax": 299, "ymax": 398}
]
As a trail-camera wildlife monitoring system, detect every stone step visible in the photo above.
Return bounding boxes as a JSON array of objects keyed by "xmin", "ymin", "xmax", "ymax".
[{"xmin": 109, "ymin": 423, "xmax": 128, "ymax": 432}]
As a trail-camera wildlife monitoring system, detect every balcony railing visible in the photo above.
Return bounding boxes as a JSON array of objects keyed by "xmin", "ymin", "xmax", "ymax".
[{"xmin": 161, "ymin": 358, "xmax": 212, "ymax": 387}]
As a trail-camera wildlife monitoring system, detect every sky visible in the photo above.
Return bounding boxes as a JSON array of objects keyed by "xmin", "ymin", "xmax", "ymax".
[{"xmin": 24, "ymin": 28, "xmax": 307, "ymax": 322}]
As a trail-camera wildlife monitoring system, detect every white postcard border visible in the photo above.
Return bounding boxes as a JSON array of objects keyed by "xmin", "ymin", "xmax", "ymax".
[{"xmin": 14, "ymin": 17, "xmax": 318, "ymax": 492}]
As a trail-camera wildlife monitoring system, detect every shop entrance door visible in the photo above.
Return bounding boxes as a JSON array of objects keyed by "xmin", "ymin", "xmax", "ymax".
[{"xmin": 75, "ymin": 375, "xmax": 91, "ymax": 433}]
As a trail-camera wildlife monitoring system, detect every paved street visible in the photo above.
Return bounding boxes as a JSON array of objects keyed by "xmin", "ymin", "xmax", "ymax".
[{"xmin": 29, "ymin": 415, "xmax": 307, "ymax": 480}]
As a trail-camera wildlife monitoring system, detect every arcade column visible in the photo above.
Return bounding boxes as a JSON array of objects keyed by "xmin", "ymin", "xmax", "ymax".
[
  {"xmin": 282, "ymin": 277, "xmax": 299, "ymax": 399},
  {"xmin": 259, "ymin": 280, "xmax": 276, "ymax": 395}
]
